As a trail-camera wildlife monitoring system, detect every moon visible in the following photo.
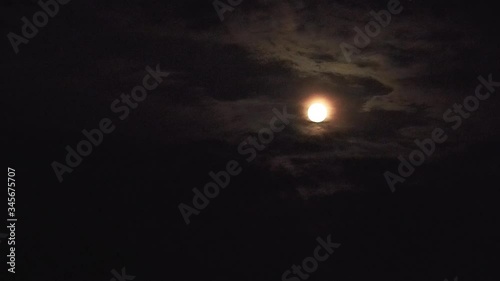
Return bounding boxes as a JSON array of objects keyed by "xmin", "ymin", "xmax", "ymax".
[{"xmin": 308, "ymin": 103, "xmax": 328, "ymax": 123}]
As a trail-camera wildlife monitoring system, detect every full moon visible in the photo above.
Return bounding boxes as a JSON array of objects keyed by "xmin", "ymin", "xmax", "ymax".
[{"xmin": 308, "ymin": 103, "xmax": 328, "ymax": 123}]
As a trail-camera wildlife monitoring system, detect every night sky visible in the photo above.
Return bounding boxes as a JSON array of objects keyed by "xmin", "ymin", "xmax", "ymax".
[{"xmin": 3, "ymin": 0, "xmax": 500, "ymax": 281}]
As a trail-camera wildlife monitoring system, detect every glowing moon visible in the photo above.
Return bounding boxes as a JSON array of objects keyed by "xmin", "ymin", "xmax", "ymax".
[{"xmin": 307, "ymin": 103, "xmax": 328, "ymax": 122}]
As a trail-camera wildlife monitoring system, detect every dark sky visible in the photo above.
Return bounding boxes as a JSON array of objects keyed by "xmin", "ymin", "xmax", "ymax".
[{"xmin": 3, "ymin": 0, "xmax": 500, "ymax": 281}]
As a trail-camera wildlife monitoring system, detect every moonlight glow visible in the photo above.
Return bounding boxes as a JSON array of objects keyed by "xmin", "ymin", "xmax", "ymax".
[{"xmin": 308, "ymin": 103, "xmax": 328, "ymax": 122}]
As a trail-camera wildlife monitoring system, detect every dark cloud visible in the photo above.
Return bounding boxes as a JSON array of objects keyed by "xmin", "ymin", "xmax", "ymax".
[{"xmin": 4, "ymin": 1, "xmax": 500, "ymax": 281}]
